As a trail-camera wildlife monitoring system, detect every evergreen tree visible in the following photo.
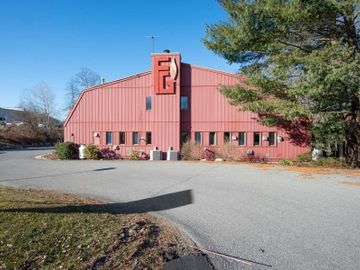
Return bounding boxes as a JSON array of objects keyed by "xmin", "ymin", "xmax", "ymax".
[{"xmin": 203, "ymin": 0, "xmax": 360, "ymax": 167}]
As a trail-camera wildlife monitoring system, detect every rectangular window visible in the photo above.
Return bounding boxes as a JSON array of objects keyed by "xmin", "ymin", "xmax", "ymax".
[
  {"xmin": 181, "ymin": 132, "xmax": 190, "ymax": 144},
  {"xmin": 146, "ymin": 96, "xmax": 152, "ymax": 110},
  {"xmin": 132, "ymin": 132, "xmax": 139, "ymax": 145},
  {"xmin": 253, "ymin": 132, "xmax": 261, "ymax": 146},
  {"xmin": 106, "ymin": 132, "xmax": 112, "ymax": 144},
  {"xmin": 195, "ymin": 132, "xmax": 202, "ymax": 144},
  {"xmin": 180, "ymin": 96, "xmax": 188, "ymax": 111},
  {"xmin": 239, "ymin": 132, "xmax": 246, "ymax": 146},
  {"xmin": 269, "ymin": 132, "xmax": 277, "ymax": 146},
  {"xmin": 224, "ymin": 132, "xmax": 231, "ymax": 143},
  {"xmin": 119, "ymin": 132, "xmax": 126, "ymax": 145},
  {"xmin": 209, "ymin": 132, "xmax": 216, "ymax": 145},
  {"xmin": 146, "ymin": 132, "xmax": 152, "ymax": 145}
]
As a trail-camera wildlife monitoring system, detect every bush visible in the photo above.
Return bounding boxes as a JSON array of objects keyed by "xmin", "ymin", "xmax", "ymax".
[
  {"xmin": 217, "ymin": 143, "xmax": 239, "ymax": 161},
  {"xmin": 130, "ymin": 150, "xmax": 140, "ymax": 160},
  {"xmin": 243, "ymin": 154, "xmax": 267, "ymax": 163},
  {"xmin": 315, "ymin": 157, "xmax": 348, "ymax": 168},
  {"xmin": 180, "ymin": 140, "xmax": 202, "ymax": 160},
  {"xmin": 201, "ymin": 148, "xmax": 216, "ymax": 161},
  {"xmin": 296, "ymin": 152, "xmax": 312, "ymax": 163},
  {"xmin": 139, "ymin": 151, "xmax": 149, "ymax": 160},
  {"xmin": 55, "ymin": 142, "xmax": 78, "ymax": 160},
  {"xmin": 84, "ymin": 144, "xmax": 100, "ymax": 160},
  {"xmin": 278, "ymin": 159, "xmax": 294, "ymax": 166},
  {"xmin": 99, "ymin": 148, "xmax": 120, "ymax": 160},
  {"xmin": 0, "ymin": 123, "xmax": 63, "ymax": 147}
]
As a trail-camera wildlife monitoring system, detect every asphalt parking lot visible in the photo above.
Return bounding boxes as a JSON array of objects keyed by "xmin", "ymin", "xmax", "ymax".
[{"xmin": 1, "ymin": 148, "xmax": 359, "ymax": 270}]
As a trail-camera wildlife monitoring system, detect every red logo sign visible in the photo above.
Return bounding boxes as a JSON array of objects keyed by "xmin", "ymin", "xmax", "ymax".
[{"xmin": 153, "ymin": 56, "xmax": 178, "ymax": 94}]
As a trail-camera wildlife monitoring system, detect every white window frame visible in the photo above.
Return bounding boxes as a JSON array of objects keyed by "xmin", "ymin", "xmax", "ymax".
[
  {"xmin": 269, "ymin": 132, "xmax": 277, "ymax": 147},
  {"xmin": 132, "ymin": 132, "xmax": 139, "ymax": 145},
  {"xmin": 209, "ymin": 132, "xmax": 216, "ymax": 146},
  {"xmin": 239, "ymin": 132, "xmax": 247, "ymax": 146},
  {"xmin": 253, "ymin": 132, "xmax": 261, "ymax": 146}
]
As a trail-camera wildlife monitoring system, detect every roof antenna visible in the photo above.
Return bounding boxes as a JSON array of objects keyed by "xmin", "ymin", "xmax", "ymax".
[{"xmin": 145, "ymin": 35, "xmax": 160, "ymax": 53}]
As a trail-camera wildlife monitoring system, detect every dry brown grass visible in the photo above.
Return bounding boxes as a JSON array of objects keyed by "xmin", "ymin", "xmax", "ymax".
[
  {"xmin": 0, "ymin": 187, "xmax": 193, "ymax": 270},
  {"xmin": 245, "ymin": 162, "xmax": 360, "ymax": 177},
  {"xmin": 339, "ymin": 180, "xmax": 360, "ymax": 187}
]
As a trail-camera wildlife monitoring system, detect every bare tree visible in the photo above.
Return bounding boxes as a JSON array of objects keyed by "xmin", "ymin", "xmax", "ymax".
[
  {"xmin": 65, "ymin": 78, "xmax": 80, "ymax": 113},
  {"xmin": 20, "ymin": 81, "xmax": 57, "ymax": 128},
  {"xmin": 65, "ymin": 67, "xmax": 101, "ymax": 111}
]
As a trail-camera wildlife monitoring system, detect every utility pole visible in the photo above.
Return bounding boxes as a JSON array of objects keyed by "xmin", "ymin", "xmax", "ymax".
[{"xmin": 145, "ymin": 35, "xmax": 160, "ymax": 53}]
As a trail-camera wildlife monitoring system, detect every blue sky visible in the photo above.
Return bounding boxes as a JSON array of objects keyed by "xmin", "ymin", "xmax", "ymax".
[{"xmin": 0, "ymin": 0, "xmax": 238, "ymax": 119}]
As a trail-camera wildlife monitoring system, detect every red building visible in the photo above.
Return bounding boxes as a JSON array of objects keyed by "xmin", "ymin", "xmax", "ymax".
[{"xmin": 64, "ymin": 51, "xmax": 310, "ymax": 160}]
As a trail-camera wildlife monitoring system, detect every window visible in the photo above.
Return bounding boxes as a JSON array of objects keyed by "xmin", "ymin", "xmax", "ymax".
[
  {"xmin": 209, "ymin": 132, "xmax": 216, "ymax": 145},
  {"xmin": 253, "ymin": 132, "xmax": 261, "ymax": 146},
  {"xmin": 181, "ymin": 132, "xmax": 190, "ymax": 144},
  {"xmin": 106, "ymin": 132, "xmax": 112, "ymax": 144},
  {"xmin": 146, "ymin": 132, "xmax": 152, "ymax": 145},
  {"xmin": 224, "ymin": 132, "xmax": 231, "ymax": 143},
  {"xmin": 269, "ymin": 132, "xmax": 277, "ymax": 146},
  {"xmin": 180, "ymin": 96, "xmax": 188, "ymax": 111},
  {"xmin": 132, "ymin": 132, "xmax": 139, "ymax": 145},
  {"xmin": 119, "ymin": 132, "xmax": 126, "ymax": 145},
  {"xmin": 239, "ymin": 132, "xmax": 246, "ymax": 146},
  {"xmin": 195, "ymin": 132, "xmax": 202, "ymax": 144},
  {"xmin": 146, "ymin": 96, "xmax": 152, "ymax": 110}
]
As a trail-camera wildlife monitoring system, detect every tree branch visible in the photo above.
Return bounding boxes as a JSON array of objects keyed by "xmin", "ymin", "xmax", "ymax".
[{"xmin": 276, "ymin": 39, "xmax": 312, "ymax": 53}]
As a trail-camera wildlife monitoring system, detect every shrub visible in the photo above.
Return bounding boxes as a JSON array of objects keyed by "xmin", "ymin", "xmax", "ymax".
[
  {"xmin": 99, "ymin": 148, "xmax": 120, "ymax": 160},
  {"xmin": 139, "ymin": 151, "xmax": 149, "ymax": 160},
  {"xmin": 217, "ymin": 143, "xmax": 239, "ymax": 161},
  {"xmin": 84, "ymin": 144, "xmax": 100, "ymax": 160},
  {"xmin": 180, "ymin": 140, "xmax": 202, "ymax": 160},
  {"xmin": 278, "ymin": 159, "xmax": 294, "ymax": 166},
  {"xmin": 242, "ymin": 154, "xmax": 266, "ymax": 163},
  {"xmin": 130, "ymin": 150, "xmax": 140, "ymax": 160},
  {"xmin": 315, "ymin": 157, "xmax": 348, "ymax": 168},
  {"xmin": 296, "ymin": 152, "xmax": 312, "ymax": 163},
  {"xmin": 201, "ymin": 148, "xmax": 216, "ymax": 161},
  {"xmin": 55, "ymin": 142, "xmax": 78, "ymax": 160}
]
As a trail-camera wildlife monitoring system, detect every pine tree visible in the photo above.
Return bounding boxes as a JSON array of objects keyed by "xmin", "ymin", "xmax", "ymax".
[{"xmin": 204, "ymin": 0, "xmax": 360, "ymax": 167}]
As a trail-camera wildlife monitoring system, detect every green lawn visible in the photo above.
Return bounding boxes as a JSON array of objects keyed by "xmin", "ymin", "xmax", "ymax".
[{"xmin": 0, "ymin": 187, "xmax": 191, "ymax": 269}]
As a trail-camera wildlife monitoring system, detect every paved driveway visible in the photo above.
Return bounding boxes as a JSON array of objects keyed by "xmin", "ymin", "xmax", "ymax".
[{"xmin": 0, "ymin": 148, "xmax": 359, "ymax": 270}]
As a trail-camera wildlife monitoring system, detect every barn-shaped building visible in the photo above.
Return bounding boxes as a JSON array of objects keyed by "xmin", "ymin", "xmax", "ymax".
[{"xmin": 64, "ymin": 51, "xmax": 310, "ymax": 160}]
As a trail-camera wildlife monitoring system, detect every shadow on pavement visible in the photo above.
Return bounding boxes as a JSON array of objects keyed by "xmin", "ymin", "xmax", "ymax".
[
  {"xmin": 0, "ymin": 167, "xmax": 116, "ymax": 183},
  {"xmin": 1, "ymin": 189, "xmax": 193, "ymax": 214},
  {"xmin": 2, "ymin": 146, "xmax": 55, "ymax": 151}
]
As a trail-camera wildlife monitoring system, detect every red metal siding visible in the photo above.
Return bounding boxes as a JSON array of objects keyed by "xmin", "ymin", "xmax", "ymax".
[
  {"xmin": 180, "ymin": 63, "xmax": 310, "ymax": 160},
  {"xmin": 64, "ymin": 53, "xmax": 181, "ymax": 157},
  {"xmin": 64, "ymin": 53, "xmax": 310, "ymax": 160}
]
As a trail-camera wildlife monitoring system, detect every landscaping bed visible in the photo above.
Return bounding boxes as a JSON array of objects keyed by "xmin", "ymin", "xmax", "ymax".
[{"xmin": 0, "ymin": 187, "xmax": 194, "ymax": 269}]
